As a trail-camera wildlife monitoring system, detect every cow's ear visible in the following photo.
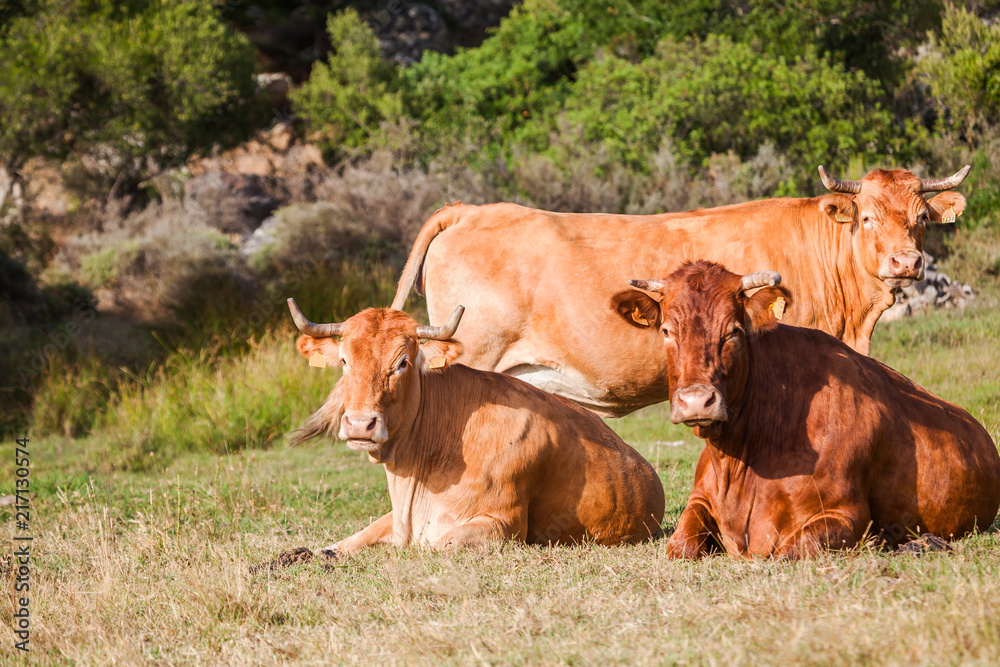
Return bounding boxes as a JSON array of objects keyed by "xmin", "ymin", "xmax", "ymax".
[
  {"xmin": 296, "ymin": 335, "xmax": 343, "ymax": 367},
  {"xmin": 419, "ymin": 339, "xmax": 463, "ymax": 370},
  {"xmin": 927, "ymin": 191, "xmax": 966, "ymax": 224},
  {"xmin": 742, "ymin": 286, "xmax": 792, "ymax": 336},
  {"xmin": 610, "ymin": 289, "xmax": 662, "ymax": 329},
  {"xmin": 818, "ymin": 194, "xmax": 857, "ymax": 224}
]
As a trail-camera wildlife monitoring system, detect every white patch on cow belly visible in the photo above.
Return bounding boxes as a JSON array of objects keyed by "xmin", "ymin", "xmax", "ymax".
[{"xmin": 503, "ymin": 364, "xmax": 617, "ymax": 414}]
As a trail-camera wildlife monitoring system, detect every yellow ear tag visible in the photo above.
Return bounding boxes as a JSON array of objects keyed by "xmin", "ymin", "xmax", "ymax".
[
  {"xmin": 631, "ymin": 306, "xmax": 650, "ymax": 327},
  {"xmin": 942, "ymin": 207, "xmax": 956, "ymax": 224},
  {"xmin": 429, "ymin": 356, "xmax": 447, "ymax": 369},
  {"xmin": 834, "ymin": 213, "xmax": 852, "ymax": 223},
  {"xmin": 770, "ymin": 297, "xmax": 786, "ymax": 321},
  {"xmin": 309, "ymin": 352, "xmax": 327, "ymax": 368}
]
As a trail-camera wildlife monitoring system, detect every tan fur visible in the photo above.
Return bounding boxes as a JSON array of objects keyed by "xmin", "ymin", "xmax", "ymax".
[
  {"xmin": 293, "ymin": 308, "xmax": 665, "ymax": 552},
  {"xmin": 391, "ymin": 169, "xmax": 968, "ymax": 416}
]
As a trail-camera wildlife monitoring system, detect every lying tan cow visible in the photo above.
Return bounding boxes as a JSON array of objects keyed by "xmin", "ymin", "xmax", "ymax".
[
  {"xmin": 623, "ymin": 261, "xmax": 1000, "ymax": 558},
  {"xmin": 287, "ymin": 300, "xmax": 664, "ymax": 552},
  {"xmin": 391, "ymin": 166, "xmax": 970, "ymax": 416}
]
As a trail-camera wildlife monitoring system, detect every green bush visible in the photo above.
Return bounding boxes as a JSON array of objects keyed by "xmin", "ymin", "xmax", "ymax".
[
  {"xmin": 30, "ymin": 357, "xmax": 114, "ymax": 438},
  {"xmin": 91, "ymin": 335, "xmax": 337, "ymax": 470},
  {"xmin": 561, "ymin": 36, "xmax": 901, "ymax": 175},
  {"xmin": 291, "ymin": 9, "xmax": 404, "ymax": 153},
  {"xmin": 920, "ymin": 3, "xmax": 1000, "ymax": 138},
  {"xmin": 0, "ymin": 0, "xmax": 257, "ymax": 181}
]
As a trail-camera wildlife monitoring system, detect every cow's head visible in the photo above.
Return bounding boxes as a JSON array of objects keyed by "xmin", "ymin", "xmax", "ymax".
[
  {"xmin": 287, "ymin": 299, "xmax": 463, "ymax": 459},
  {"xmin": 817, "ymin": 165, "xmax": 970, "ymax": 289},
  {"xmin": 625, "ymin": 261, "xmax": 790, "ymax": 440}
]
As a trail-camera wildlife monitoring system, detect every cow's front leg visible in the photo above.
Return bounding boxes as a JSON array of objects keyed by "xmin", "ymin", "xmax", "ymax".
[
  {"xmin": 433, "ymin": 514, "xmax": 522, "ymax": 551},
  {"xmin": 665, "ymin": 500, "xmax": 719, "ymax": 559},
  {"xmin": 325, "ymin": 511, "xmax": 394, "ymax": 555},
  {"xmin": 781, "ymin": 513, "xmax": 860, "ymax": 559}
]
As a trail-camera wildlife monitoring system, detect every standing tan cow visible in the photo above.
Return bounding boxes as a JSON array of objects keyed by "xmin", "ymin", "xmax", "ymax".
[
  {"xmin": 624, "ymin": 260, "xmax": 1000, "ymax": 558},
  {"xmin": 287, "ymin": 300, "xmax": 664, "ymax": 553},
  {"xmin": 391, "ymin": 166, "xmax": 970, "ymax": 416}
]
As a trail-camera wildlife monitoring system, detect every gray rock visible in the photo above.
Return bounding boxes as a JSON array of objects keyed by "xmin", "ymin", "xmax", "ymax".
[
  {"xmin": 240, "ymin": 215, "xmax": 280, "ymax": 258},
  {"xmin": 884, "ymin": 251, "xmax": 975, "ymax": 321}
]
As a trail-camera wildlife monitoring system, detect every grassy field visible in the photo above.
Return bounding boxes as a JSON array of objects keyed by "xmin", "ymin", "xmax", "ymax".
[{"xmin": 3, "ymin": 291, "xmax": 1000, "ymax": 665}]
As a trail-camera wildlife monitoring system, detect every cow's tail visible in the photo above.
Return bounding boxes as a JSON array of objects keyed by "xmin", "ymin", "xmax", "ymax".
[{"xmin": 390, "ymin": 202, "xmax": 466, "ymax": 311}]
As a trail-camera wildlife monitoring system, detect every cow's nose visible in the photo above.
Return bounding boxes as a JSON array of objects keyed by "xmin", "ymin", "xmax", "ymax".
[
  {"xmin": 670, "ymin": 385, "xmax": 727, "ymax": 425},
  {"xmin": 889, "ymin": 253, "xmax": 923, "ymax": 277},
  {"xmin": 340, "ymin": 411, "xmax": 384, "ymax": 441}
]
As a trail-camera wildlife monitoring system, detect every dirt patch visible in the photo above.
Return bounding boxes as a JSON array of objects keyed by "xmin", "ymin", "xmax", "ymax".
[
  {"xmin": 249, "ymin": 546, "xmax": 340, "ymax": 575},
  {"xmin": 896, "ymin": 533, "xmax": 954, "ymax": 556}
]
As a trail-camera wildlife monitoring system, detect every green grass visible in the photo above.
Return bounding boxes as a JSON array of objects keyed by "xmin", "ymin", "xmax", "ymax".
[{"xmin": 3, "ymin": 290, "xmax": 999, "ymax": 664}]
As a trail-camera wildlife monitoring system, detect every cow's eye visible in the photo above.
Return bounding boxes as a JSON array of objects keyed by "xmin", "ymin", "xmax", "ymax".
[
  {"xmin": 662, "ymin": 328, "xmax": 674, "ymax": 341},
  {"xmin": 340, "ymin": 359, "xmax": 347, "ymax": 368},
  {"xmin": 917, "ymin": 212, "xmax": 928, "ymax": 225},
  {"xmin": 393, "ymin": 358, "xmax": 409, "ymax": 374}
]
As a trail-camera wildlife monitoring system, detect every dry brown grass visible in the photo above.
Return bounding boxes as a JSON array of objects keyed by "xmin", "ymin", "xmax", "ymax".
[{"xmin": 4, "ymin": 441, "xmax": 1000, "ymax": 665}]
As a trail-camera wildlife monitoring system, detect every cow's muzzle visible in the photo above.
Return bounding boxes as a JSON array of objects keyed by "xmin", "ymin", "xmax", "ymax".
[
  {"xmin": 340, "ymin": 411, "xmax": 389, "ymax": 450},
  {"xmin": 881, "ymin": 252, "xmax": 924, "ymax": 287},
  {"xmin": 670, "ymin": 385, "xmax": 727, "ymax": 427}
]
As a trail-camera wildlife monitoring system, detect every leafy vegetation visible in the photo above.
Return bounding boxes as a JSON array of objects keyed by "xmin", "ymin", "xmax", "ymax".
[
  {"xmin": 3, "ymin": 0, "xmax": 1000, "ymax": 445},
  {"xmin": 0, "ymin": 0, "xmax": 257, "ymax": 184},
  {"xmin": 920, "ymin": 3, "xmax": 1000, "ymax": 138}
]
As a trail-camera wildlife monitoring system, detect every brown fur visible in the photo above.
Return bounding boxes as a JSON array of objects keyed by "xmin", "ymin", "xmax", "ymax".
[{"xmin": 640, "ymin": 261, "xmax": 1000, "ymax": 558}]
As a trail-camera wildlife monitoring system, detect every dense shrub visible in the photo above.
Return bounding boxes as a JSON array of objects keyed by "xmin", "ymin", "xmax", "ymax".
[
  {"xmin": 560, "ymin": 36, "xmax": 902, "ymax": 175},
  {"xmin": 291, "ymin": 10, "xmax": 404, "ymax": 153},
  {"xmin": 0, "ymin": 0, "xmax": 257, "ymax": 183},
  {"xmin": 920, "ymin": 3, "xmax": 1000, "ymax": 138}
]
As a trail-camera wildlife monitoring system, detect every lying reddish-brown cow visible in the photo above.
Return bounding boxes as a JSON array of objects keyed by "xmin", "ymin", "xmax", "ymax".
[
  {"xmin": 287, "ymin": 299, "xmax": 664, "ymax": 553},
  {"xmin": 391, "ymin": 166, "xmax": 970, "ymax": 416},
  {"xmin": 624, "ymin": 261, "xmax": 1000, "ymax": 558}
]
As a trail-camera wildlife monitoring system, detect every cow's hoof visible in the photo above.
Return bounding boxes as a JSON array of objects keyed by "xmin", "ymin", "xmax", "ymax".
[
  {"xmin": 896, "ymin": 533, "xmax": 953, "ymax": 556},
  {"xmin": 249, "ymin": 546, "xmax": 314, "ymax": 574}
]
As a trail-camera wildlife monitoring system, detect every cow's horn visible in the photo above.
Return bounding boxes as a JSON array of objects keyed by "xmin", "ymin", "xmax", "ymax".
[
  {"xmin": 919, "ymin": 164, "xmax": 971, "ymax": 192},
  {"xmin": 415, "ymin": 305, "xmax": 465, "ymax": 340},
  {"xmin": 629, "ymin": 279, "xmax": 666, "ymax": 292},
  {"xmin": 818, "ymin": 165, "xmax": 862, "ymax": 194},
  {"xmin": 287, "ymin": 298, "xmax": 345, "ymax": 338},
  {"xmin": 741, "ymin": 271, "xmax": 781, "ymax": 292}
]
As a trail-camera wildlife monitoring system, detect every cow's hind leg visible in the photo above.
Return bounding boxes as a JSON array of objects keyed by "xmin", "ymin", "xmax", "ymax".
[
  {"xmin": 434, "ymin": 515, "xmax": 522, "ymax": 551},
  {"xmin": 324, "ymin": 511, "xmax": 394, "ymax": 555}
]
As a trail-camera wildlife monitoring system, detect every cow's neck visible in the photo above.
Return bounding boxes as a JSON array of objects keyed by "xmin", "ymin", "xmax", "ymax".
[
  {"xmin": 379, "ymin": 371, "xmax": 463, "ymax": 545},
  {"xmin": 828, "ymin": 221, "xmax": 894, "ymax": 355},
  {"xmin": 703, "ymin": 337, "xmax": 788, "ymax": 474}
]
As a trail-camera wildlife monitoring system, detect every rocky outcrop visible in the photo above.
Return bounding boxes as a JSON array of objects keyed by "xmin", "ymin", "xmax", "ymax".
[{"xmin": 368, "ymin": 1, "xmax": 518, "ymax": 65}]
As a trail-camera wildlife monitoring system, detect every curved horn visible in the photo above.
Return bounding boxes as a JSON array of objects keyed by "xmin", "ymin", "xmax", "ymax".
[
  {"xmin": 415, "ymin": 305, "xmax": 465, "ymax": 340},
  {"xmin": 287, "ymin": 298, "xmax": 345, "ymax": 338},
  {"xmin": 919, "ymin": 164, "xmax": 971, "ymax": 192},
  {"xmin": 818, "ymin": 165, "xmax": 861, "ymax": 194},
  {"xmin": 629, "ymin": 279, "xmax": 666, "ymax": 292},
  {"xmin": 741, "ymin": 271, "xmax": 782, "ymax": 293}
]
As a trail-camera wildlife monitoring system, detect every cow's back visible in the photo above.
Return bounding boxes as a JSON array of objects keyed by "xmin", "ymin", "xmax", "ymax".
[
  {"xmin": 418, "ymin": 364, "xmax": 665, "ymax": 544},
  {"xmin": 745, "ymin": 327, "xmax": 1000, "ymax": 544},
  {"xmin": 419, "ymin": 201, "xmax": 859, "ymax": 414}
]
